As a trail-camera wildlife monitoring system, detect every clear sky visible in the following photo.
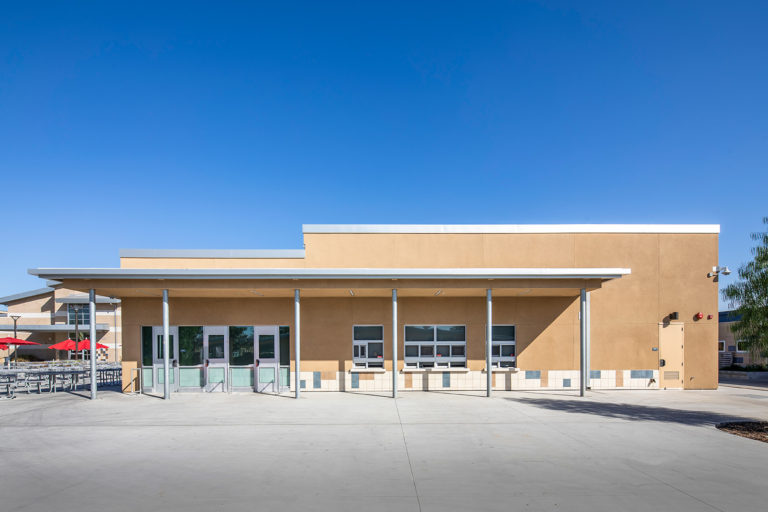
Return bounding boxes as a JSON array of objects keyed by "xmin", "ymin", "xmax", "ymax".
[{"xmin": 1, "ymin": 1, "xmax": 766, "ymax": 307}]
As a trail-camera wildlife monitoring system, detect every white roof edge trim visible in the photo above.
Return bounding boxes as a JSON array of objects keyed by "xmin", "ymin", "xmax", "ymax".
[
  {"xmin": 302, "ymin": 224, "xmax": 720, "ymax": 234},
  {"xmin": 120, "ymin": 249, "xmax": 306, "ymax": 258},
  {"xmin": 28, "ymin": 267, "xmax": 631, "ymax": 280}
]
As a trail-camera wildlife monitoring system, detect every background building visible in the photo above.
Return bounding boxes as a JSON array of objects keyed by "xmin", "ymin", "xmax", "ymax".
[
  {"xmin": 0, "ymin": 285, "xmax": 121, "ymax": 362},
  {"xmin": 718, "ymin": 310, "xmax": 767, "ymax": 368}
]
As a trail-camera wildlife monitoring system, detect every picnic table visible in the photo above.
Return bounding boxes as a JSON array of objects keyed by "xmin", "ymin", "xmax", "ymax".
[{"xmin": 0, "ymin": 363, "xmax": 121, "ymax": 398}]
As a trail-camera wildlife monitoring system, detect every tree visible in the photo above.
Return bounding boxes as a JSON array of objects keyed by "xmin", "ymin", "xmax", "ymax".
[{"xmin": 722, "ymin": 217, "xmax": 768, "ymax": 359}]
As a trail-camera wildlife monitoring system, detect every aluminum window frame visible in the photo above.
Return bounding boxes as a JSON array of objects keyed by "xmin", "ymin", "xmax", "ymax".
[
  {"xmin": 352, "ymin": 325, "xmax": 385, "ymax": 368},
  {"xmin": 404, "ymin": 324, "xmax": 467, "ymax": 369},
  {"xmin": 718, "ymin": 339, "xmax": 726, "ymax": 352},
  {"xmin": 736, "ymin": 339, "xmax": 749, "ymax": 352},
  {"xmin": 491, "ymin": 324, "xmax": 517, "ymax": 368}
]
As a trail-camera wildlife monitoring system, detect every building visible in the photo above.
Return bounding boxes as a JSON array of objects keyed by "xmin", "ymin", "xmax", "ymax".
[
  {"xmin": 718, "ymin": 310, "xmax": 767, "ymax": 368},
  {"xmin": 26, "ymin": 224, "xmax": 720, "ymax": 396},
  {"xmin": 0, "ymin": 286, "xmax": 121, "ymax": 362}
]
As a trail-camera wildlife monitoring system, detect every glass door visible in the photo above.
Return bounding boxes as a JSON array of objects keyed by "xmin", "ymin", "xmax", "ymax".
[
  {"xmin": 254, "ymin": 326, "xmax": 278, "ymax": 393},
  {"xmin": 152, "ymin": 326, "xmax": 179, "ymax": 393},
  {"xmin": 204, "ymin": 326, "xmax": 228, "ymax": 392}
]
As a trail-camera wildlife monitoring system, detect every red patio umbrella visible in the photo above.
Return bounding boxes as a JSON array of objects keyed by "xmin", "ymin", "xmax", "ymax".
[
  {"xmin": 0, "ymin": 337, "xmax": 40, "ymax": 366},
  {"xmin": 0, "ymin": 344, "xmax": 8, "ymax": 351},
  {"xmin": 49, "ymin": 339, "xmax": 108, "ymax": 352}
]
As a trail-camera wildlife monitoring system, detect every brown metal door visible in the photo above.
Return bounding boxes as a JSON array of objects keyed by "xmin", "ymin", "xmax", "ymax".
[{"xmin": 658, "ymin": 322, "xmax": 684, "ymax": 389}]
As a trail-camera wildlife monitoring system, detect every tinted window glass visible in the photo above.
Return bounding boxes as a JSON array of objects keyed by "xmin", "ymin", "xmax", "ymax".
[
  {"xmin": 405, "ymin": 325, "xmax": 434, "ymax": 341},
  {"xmin": 259, "ymin": 334, "xmax": 275, "ymax": 359},
  {"xmin": 492, "ymin": 326, "xmax": 515, "ymax": 341},
  {"xmin": 279, "ymin": 326, "xmax": 290, "ymax": 366},
  {"xmin": 229, "ymin": 326, "xmax": 254, "ymax": 365},
  {"xmin": 354, "ymin": 326, "xmax": 383, "ymax": 340},
  {"xmin": 501, "ymin": 345, "xmax": 515, "ymax": 357},
  {"xmin": 436, "ymin": 325, "xmax": 465, "ymax": 341},
  {"xmin": 368, "ymin": 342, "xmax": 384, "ymax": 359},
  {"xmin": 405, "ymin": 345, "xmax": 418, "ymax": 357},
  {"xmin": 208, "ymin": 335, "xmax": 225, "ymax": 359},
  {"xmin": 141, "ymin": 326, "xmax": 152, "ymax": 366},
  {"xmin": 178, "ymin": 326, "xmax": 203, "ymax": 366}
]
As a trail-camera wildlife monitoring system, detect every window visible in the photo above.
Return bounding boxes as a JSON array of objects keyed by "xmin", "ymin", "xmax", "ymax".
[
  {"xmin": 736, "ymin": 340, "xmax": 748, "ymax": 352},
  {"xmin": 353, "ymin": 325, "xmax": 384, "ymax": 368},
  {"xmin": 67, "ymin": 304, "xmax": 90, "ymax": 325},
  {"xmin": 404, "ymin": 325, "xmax": 466, "ymax": 368},
  {"xmin": 491, "ymin": 325, "xmax": 516, "ymax": 368},
  {"xmin": 229, "ymin": 326, "xmax": 254, "ymax": 365},
  {"xmin": 718, "ymin": 340, "xmax": 726, "ymax": 352},
  {"xmin": 178, "ymin": 326, "xmax": 203, "ymax": 366}
]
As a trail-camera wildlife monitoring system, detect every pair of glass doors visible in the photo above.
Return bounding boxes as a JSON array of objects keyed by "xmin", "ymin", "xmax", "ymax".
[{"xmin": 145, "ymin": 325, "xmax": 287, "ymax": 394}]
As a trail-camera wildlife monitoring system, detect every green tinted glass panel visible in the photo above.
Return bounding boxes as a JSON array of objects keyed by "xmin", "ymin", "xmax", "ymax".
[
  {"xmin": 279, "ymin": 326, "xmax": 290, "ymax": 366},
  {"xmin": 405, "ymin": 325, "xmax": 434, "ymax": 341},
  {"xmin": 436, "ymin": 325, "xmax": 465, "ymax": 341},
  {"xmin": 208, "ymin": 367, "xmax": 225, "ymax": 384},
  {"xmin": 259, "ymin": 367, "xmax": 275, "ymax": 383},
  {"xmin": 141, "ymin": 326, "xmax": 153, "ymax": 366},
  {"xmin": 157, "ymin": 368, "xmax": 175, "ymax": 384},
  {"xmin": 259, "ymin": 335, "xmax": 275, "ymax": 359},
  {"xmin": 142, "ymin": 367, "xmax": 153, "ymax": 387},
  {"xmin": 178, "ymin": 327, "xmax": 203, "ymax": 366},
  {"xmin": 354, "ymin": 326, "xmax": 383, "ymax": 340},
  {"xmin": 231, "ymin": 367, "xmax": 254, "ymax": 387},
  {"xmin": 208, "ymin": 335, "xmax": 225, "ymax": 359},
  {"xmin": 279, "ymin": 367, "xmax": 289, "ymax": 386},
  {"xmin": 229, "ymin": 326, "xmax": 254, "ymax": 365},
  {"xmin": 492, "ymin": 325, "xmax": 515, "ymax": 342},
  {"xmin": 180, "ymin": 368, "xmax": 203, "ymax": 387},
  {"xmin": 156, "ymin": 334, "xmax": 175, "ymax": 361}
]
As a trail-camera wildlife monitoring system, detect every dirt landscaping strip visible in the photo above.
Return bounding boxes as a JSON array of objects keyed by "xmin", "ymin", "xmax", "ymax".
[{"xmin": 717, "ymin": 421, "xmax": 768, "ymax": 443}]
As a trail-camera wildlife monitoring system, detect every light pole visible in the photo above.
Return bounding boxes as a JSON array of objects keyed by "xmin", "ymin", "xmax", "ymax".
[
  {"xmin": 11, "ymin": 315, "xmax": 21, "ymax": 367},
  {"xmin": 73, "ymin": 306, "xmax": 81, "ymax": 361}
]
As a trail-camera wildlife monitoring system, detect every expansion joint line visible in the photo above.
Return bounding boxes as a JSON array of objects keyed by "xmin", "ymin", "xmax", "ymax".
[{"xmin": 395, "ymin": 399, "xmax": 423, "ymax": 512}]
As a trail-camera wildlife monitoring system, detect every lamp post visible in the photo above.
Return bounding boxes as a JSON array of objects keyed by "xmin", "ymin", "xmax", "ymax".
[
  {"xmin": 72, "ymin": 306, "xmax": 81, "ymax": 361},
  {"xmin": 11, "ymin": 315, "xmax": 21, "ymax": 367}
]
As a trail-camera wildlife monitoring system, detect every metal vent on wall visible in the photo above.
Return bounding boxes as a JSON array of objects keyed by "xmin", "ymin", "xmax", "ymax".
[{"xmin": 664, "ymin": 371, "xmax": 680, "ymax": 381}]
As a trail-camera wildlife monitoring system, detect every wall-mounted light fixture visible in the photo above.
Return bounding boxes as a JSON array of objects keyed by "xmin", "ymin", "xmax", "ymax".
[{"xmin": 707, "ymin": 266, "xmax": 731, "ymax": 278}]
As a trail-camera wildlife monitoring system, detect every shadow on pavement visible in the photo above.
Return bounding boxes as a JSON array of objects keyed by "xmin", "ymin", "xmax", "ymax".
[{"xmin": 511, "ymin": 397, "xmax": 758, "ymax": 426}]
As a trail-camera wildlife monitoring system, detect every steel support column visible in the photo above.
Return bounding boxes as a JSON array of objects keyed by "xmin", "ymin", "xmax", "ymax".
[
  {"xmin": 486, "ymin": 288, "xmax": 492, "ymax": 397},
  {"xmin": 163, "ymin": 289, "xmax": 170, "ymax": 400},
  {"xmin": 585, "ymin": 291, "xmax": 591, "ymax": 390},
  {"xmin": 89, "ymin": 289, "xmax": 97, "ymax": 400},
  {"xmin": 392, "ymin": 289, "xmax": 398, "ymax": 399},
  {"xmin": 294, "ymin": 289, "xmax": 301, "ymax": 399},
  {"xmin": 579, "ymin": 288, "xmax": 587, "ymax": 397}
]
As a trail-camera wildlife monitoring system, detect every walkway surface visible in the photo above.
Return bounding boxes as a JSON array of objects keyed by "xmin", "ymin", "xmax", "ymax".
[{"xmin": 2, "ymin": 387, "xmax": 768, "ymax": 512}]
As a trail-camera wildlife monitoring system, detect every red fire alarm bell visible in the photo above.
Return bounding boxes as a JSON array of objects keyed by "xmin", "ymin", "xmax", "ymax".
[{"xmin": 696, "ymin": 312, "xmax": 704, "ymax": 320}]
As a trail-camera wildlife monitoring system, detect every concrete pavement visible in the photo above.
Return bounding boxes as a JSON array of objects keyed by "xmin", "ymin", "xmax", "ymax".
[{"xmin": 1, "ymin": 386, "xmax": 767, "ymax": 511}]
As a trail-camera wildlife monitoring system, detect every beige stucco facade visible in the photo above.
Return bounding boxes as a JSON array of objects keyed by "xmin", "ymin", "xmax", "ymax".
[
  {"xmin": 0, "ymin": 287, "xmax": 121, "ymax": 362},
  {"xmin": 29, "ymin": 224, "xmax": 721, "ymax": 392}
]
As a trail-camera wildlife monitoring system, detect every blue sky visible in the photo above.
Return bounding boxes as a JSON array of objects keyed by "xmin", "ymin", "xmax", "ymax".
[{"xmin": 1, "ymin": 1, "xmax": 766, "ymax": 306}]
